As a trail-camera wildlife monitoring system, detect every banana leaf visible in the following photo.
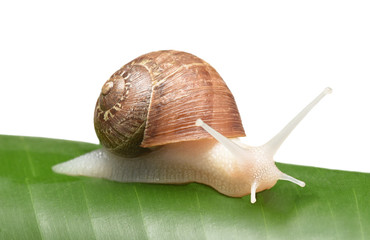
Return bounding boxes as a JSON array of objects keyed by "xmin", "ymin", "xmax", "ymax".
[{"xmin": 0, "ymin": 135, "xmax": 369, "ymax": 239}]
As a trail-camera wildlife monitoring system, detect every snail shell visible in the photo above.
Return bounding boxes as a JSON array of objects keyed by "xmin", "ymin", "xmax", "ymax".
[{"xmin": 94, "ymin": 50, "xmax": 245, "ymax": 157}]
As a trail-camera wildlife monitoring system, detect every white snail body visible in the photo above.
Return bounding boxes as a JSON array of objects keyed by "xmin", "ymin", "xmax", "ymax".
[{"xmin": 52, "ymin": 50, "xmax": 331, "ymax": 203}]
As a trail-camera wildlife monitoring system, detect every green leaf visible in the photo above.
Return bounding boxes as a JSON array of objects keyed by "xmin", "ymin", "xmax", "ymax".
[{"xmin": 0, "ymin": 135, "xmax": 369, "ymax": 239}]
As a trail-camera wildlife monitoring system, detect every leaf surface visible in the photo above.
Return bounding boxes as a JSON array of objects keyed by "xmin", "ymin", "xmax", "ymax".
[{"xmin": 0, "ymin": 135, "xmax": 369, "ymax": 239}]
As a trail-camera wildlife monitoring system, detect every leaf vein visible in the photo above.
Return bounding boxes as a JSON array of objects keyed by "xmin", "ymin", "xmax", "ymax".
[
  {"xmin": 195, "ymin": 192, "xmax": 207, "ymax": 240},
  {"xmin": 82, "ymin": 183, "xmax": 97, "ymax": 240},
  {"xmin": 260, "ymin": 204, "xmax": 268, "ymax": 239},
  {"xmin": 353, "ymin": 188, "xmax": 365, "ymax": 240},
  {"xmin": 21, "ymin": 136, "xmax": 36, "ymax": 177},
  {"xmin": 134, "ymin": 185, "xmax": 149, "ymax": 240},
  {"xmin": 326, "ymin": 200, "xmax": 339, "ymax": 239},
  {"xmin": 25, "ymin": 179, "xmax": 43, "ymax": 240}
]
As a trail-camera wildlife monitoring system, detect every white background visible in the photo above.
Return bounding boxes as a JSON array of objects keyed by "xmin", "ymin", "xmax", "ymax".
[{"xmin": 1, "ymin": 0, "xmax": 369, "ymax": 173}]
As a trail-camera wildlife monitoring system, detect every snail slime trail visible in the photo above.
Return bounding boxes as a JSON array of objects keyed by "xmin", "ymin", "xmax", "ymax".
[{"xmin": 52, "ymin": 50, "xmax": 332, "ymax": 204}]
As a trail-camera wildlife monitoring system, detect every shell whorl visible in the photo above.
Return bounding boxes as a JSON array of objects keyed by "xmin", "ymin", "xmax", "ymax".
[{"xmin": 94, "ymin": 50, "xmax": 246, "ymax": 157}]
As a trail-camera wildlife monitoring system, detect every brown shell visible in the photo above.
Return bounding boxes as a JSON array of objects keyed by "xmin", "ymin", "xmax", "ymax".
[{"xmin": 94, "ymin": 50, "xmax": 245, "ymax": 157}]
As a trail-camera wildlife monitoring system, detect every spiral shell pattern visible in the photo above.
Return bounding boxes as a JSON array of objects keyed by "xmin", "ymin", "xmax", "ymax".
[{"xmin": 94, "ymin": 50, "xmax": 245, "ymax": 157}]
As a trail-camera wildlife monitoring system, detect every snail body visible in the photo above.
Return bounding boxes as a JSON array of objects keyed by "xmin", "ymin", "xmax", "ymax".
[{"xmin": 53, "ymin": 50, "xmax": 331, "ymax": 203}]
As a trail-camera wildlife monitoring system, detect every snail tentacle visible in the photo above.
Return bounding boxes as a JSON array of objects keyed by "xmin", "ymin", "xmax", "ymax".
[{"xmin": 263, "ymin": 87, "xmax": 332, "ymax": 156}]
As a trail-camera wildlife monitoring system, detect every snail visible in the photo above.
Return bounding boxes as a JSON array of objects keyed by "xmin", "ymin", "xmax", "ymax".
[{"xmin": 52, "ymin": 50, "xmax": 332, "ymax": 203}]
